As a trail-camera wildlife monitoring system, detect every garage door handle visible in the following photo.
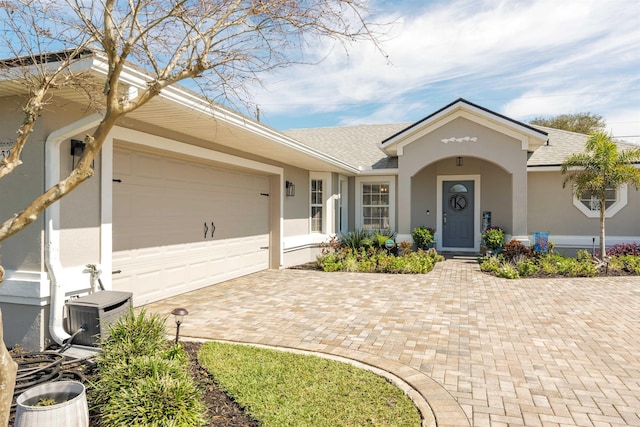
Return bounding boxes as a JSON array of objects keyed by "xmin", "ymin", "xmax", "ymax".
[
  {"xmin": 112, "ymin": 270, "xmax": 122, "ymax": 274},
  {"xmin": 260, "ymin": 246, "xmax": 269, "ymax": 249}
]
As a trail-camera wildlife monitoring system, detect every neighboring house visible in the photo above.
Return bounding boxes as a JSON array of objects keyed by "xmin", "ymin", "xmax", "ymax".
[{"xmin": 1, "ymin": 52, "xmax": 639, "ymax": 350}]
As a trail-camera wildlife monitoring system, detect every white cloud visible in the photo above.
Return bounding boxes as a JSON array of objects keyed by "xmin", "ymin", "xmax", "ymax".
[{"xmin": 249, "ymin": 0, "xmax": 640, "ymax": 132}]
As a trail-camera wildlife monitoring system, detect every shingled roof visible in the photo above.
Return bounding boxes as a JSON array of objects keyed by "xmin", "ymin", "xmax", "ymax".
[{"xmin": 285, "ymin": 122, "xmax": 637, "ymax": 171}]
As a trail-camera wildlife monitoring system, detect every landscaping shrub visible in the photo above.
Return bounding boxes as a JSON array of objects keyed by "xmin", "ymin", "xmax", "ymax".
[
  {"xmin": 98, "ymin": 309, "xmax": 168, "ymax": 365},
  {"xmin": 340, "ymin": 229, "xmax": 371, "ymax": 250},
  {"xmin": 315, "ymin": 246, "xmax": 442, "ymax": 274},
  {"xmin": 619, "ymin": 255, "xmax": 640, "ymax": 274},
  {"xmin": 100, "ymin": 371, "xmax": 205, "ymax": 427},
  {"xmin": 90, "ymin": 310, "xmax": 207, "ymax": 427},
  {"xmin": 411, "ymin": 226, "xmax": 435, "ymax": 249},
  {"xmin": 607, "ymin": 243, "xmax": 640, "ymax": 256},
  {"xmin": 482, "ymin": 226, "xmax": 505, "ymax": 252},
  {"xmin": 502, "ymin": 239, "xmax": 531, "ymax": 262},
  {"xmin": 480, "ymin": 251, "xmax": 604, "ymax": 279},
  {"xmin": 372, "ymin": 229, "xmax": 396, "ymax": 249},
  {"xmin": 478, "ymin": 255, "xmax": 501, "ymax": 272},
  {"xmin": 529, "ymin": 253, "xmax": 598, "ymax": 277},
  {"xmin": 496, "ymin": 263, "xmax": 519, "ymax": 279},
  {"xmin": 517, "ymin": 259, "xmax": 540, "ymax": 276}
]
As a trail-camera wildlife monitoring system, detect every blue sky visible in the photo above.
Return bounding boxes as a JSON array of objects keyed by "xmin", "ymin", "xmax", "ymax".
[{"xmin": 247, "ymin": 0, "xmax": 640, "ymax": 142}]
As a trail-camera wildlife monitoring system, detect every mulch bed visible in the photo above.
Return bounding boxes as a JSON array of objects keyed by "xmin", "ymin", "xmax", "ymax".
[
  {"xmin": 182, "ymin": 341, "xmax": 260, "ymax": 427},
  {"xmin": 9, "ymin": 343, "xmax": 258, "ymax": 427}
]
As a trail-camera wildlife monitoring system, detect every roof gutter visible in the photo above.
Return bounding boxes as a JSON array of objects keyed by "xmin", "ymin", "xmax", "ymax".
[{"xmin": 45, "ymin": 113, "xmax": 103, "ymax": 345}]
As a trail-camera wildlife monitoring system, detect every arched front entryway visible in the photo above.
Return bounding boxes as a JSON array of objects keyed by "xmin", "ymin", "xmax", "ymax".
[
  {"xmin": 384, "ymin": 101, "xmax": 546, "ymax": 251},
  {"xmin": 409, "ymin": 157, "xmax": 512, "ymax": 252}
]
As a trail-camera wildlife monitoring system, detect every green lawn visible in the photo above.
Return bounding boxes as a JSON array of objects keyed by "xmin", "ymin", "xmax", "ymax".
[{"xmin": 198, "ymin": 342, "xmax": 422, "ymax": 427}]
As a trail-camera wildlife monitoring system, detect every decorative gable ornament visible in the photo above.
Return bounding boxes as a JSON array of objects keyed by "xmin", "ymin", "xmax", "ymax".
[{"xmin": 441, "ymin": 136, "xmax": 478, "ymax": 144}]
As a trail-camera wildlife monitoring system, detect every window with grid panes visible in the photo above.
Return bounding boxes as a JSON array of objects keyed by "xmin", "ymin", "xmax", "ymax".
[
  {"xmin": 311, "ymin": 179, "xmax": 323, "ymax": 232},
  {"xmin": 362, "ymin": 183, "xmax": 390, "ymax": 231}
]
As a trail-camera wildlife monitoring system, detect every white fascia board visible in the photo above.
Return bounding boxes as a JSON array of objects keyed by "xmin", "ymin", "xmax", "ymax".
[
  {"xmin": 356, "ymin": 168, "xmax": 399, "ymax": 175},
  {"xmin": 381, "ymin": 101, "xmax": 547, "ymax": 155},
  {"xmin": 527, "ymin": 165, "xmax": 562, "ymax": 172},
  {"xmin": 88, "ymin": 54, "xmax": 359, "ymax": 175}
]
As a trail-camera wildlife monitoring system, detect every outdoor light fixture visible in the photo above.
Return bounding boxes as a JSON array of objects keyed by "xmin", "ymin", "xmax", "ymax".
[
  {"xmin": 456, "ymin": 156, "xmax": 463, "ymax": 167},
  {"xmin": 70, "ymin": 139, "xmax": 85, "ymax": 169},
  {"xmin": 286, "ymin": 180, "xmax": 295, "ymax": 197},
  {"xmin": 171, "ymin": 307, "xmax": 188, "ymax": 344}
]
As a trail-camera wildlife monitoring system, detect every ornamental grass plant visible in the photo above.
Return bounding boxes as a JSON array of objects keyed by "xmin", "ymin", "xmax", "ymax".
[{"xmin": 88, "ymin": 310, "xmax": 207, "ymax": 427}]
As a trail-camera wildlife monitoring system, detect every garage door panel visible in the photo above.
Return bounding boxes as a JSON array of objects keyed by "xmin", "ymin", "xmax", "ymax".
[{"xmin": 113, "ymin": 148, "xmax": 270, "ymax": 306}]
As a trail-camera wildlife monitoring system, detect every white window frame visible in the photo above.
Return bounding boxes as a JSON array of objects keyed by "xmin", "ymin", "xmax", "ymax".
[
  {"xmin": 338, "ymin": 175, "xmax": 349, "ymax": 235},
  {"xmin": 572, "ymin": 184, "xmax": 628, "ymax": 218},
  {"xmin": 310, "ymin": 172, "xmax": 332, "ymax": 234},
  {"xmin": 355, "ymin": 176, "xmax": 396, "ymax": 232}
]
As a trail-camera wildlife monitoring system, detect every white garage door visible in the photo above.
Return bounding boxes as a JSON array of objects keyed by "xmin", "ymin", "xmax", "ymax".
[{"xmin": 112, "ymin": 148, "xmax": 270, "ymax": 306}]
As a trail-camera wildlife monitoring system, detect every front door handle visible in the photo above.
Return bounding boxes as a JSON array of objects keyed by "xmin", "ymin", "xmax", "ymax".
[{"xmin": 443, "ymin": 212, "xmax": 447, "ymax": 225}]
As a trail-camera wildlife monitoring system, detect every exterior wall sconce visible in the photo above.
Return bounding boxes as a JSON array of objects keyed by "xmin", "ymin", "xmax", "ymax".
[
  {"xmin": 171, "ymin": 307, "xmax": 188, "ymax": 344},
  {"xmin": 286, "ymin": 180, "xmax": 295, "ymax": 197},
  {"xmin": 70, "ymin": 139, "xmax": 85, "ymax": 169},
  {"xmin": 456, "ymin": 157, "xmax": 463, "ymax": 167}
]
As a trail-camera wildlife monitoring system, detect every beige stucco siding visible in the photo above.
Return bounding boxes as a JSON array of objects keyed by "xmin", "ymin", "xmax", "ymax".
[
  {"xmin": 59, "ymin": 145, "xmax": 102, "ymax": 268},
  {"xmin": 411, "ymin": 158, "xmax": 512, "ymax": 233},
  {"xmin": 282, "ymin": 165, "xmax": 310, "ymax": 238},
  {"xmin": 398, "ymin": 118, "xmax": 528, "ymax": 177},
  {"xmin": 399, "ymin": 117, "xmax": 527, "ymax": 239},
  {"xmin": 1, "ymin": 97, "xmax": 46, "ymax": 271},
  {"xmin": 527, "ymin": 171, "xmax": 640, "ymax": 238}
]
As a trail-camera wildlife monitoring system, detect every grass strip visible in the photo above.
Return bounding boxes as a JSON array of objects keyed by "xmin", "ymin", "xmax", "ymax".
[{"xmin": 198, "ymin": 342, "xmax": 421, "ymax": 427}]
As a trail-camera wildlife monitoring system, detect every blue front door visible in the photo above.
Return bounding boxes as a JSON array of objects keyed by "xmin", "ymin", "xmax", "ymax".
[{"xmin": 442, "ymin": 180, "xmax": 474, "ymax": 248}]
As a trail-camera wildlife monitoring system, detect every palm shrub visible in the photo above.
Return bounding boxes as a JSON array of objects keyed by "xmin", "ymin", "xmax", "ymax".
[
  {"xmin": 340, "ymin": 229, "xmax": 372, "ymax": 250},
  {"xmin": 373, "ymin": 229, "xmax": 397, "ymax": 250}
]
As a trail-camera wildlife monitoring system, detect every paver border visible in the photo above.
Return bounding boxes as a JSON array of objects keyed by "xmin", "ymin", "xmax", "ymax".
[{"xmin": 186, "ymin": 337, "xmax": 470, "ymax": 427}]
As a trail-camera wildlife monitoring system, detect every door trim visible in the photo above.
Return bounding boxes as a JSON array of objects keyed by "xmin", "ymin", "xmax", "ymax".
[{"xmin": 436, "ymin": 174, "xmax": 481, "ymax": 252}]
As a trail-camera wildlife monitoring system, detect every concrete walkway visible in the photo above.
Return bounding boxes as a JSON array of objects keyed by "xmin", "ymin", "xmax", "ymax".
[{"xmin": 143, "ymin": 257, "xmax": 640, "ymax": 426}]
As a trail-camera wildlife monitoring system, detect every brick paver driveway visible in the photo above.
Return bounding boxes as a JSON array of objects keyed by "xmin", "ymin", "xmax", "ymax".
[{"xmin": 143, "ymin": 257, "xmax": 640, "ymax": 426}]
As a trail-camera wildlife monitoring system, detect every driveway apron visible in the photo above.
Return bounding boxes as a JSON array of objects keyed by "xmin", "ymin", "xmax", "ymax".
[{"xmin": 143, "ymin": 257, "xmax": 640, "ymax": 426}]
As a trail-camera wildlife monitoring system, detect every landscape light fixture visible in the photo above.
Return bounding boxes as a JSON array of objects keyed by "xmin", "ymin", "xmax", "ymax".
[{"xmin": 171, "ymin": 307, "xmax": 189, "ymax": 344}]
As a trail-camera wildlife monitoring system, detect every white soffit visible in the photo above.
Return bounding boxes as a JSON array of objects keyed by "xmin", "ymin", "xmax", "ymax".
[{"xmin": 1, "ymin": 53, "xmax": 358, "ymax": 174}]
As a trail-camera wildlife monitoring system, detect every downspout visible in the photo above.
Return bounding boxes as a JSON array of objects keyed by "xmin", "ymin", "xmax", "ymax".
[{"xmin": 45, "ymin": 113, "xmax": 103, "ymax": 345}]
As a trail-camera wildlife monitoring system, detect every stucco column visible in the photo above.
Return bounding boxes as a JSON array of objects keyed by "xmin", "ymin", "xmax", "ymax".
[
  {"xmin": 511, "ymin": 168, "xmax": 529, "ymax": 244},
  {"xmin": 397, "ymin": 171, "xmax": 412, "ymax": 241}
]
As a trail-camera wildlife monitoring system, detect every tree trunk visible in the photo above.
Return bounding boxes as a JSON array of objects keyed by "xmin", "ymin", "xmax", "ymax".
[
  {"xmin": 599, "ymin": 201, "xmax": 606, "ymax": 259},
  {"xmin": 0, "ymin": 307, "xmax": 18, "ymax": 427}
]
